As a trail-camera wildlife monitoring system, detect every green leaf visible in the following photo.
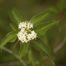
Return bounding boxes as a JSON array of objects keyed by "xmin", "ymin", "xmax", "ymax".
[
  {"xmin": 0, "ymin": 31, "xmax": 17, "ymax": 48},
  {"xmin": 33, "ymin": 40, "xmax": 55, "ymax": 66},
  {"xmin": 30, "ymin": 13, "xmax": 49, "ymax": 27},
  {"xmin": 33, "ymin": 41, "xmax": 51, "ymax": 56},
  {"xmin": 30, "ymin": 8, "xmax": 57, "ymax": 25},
  {"xmin": 9, "ymin": 8, "xmax": 24, "ymax": 25},
  {"xmin": 36, "ymin": 20, "xmax": 59, "ymax": 37},
  {"xmin": 9, "ymin": 23, "xmax": 18, "ymax": 31},
  {"xmin": 28, "ymin": 49, "xmax": 36, "ymax": 66},
  {"xmin": 31, "ymin": 11, "xmax": 49, "ymax": 24},
  {"xmin": 19, "ymin": 43, "xmax": 29, "ymax": 58}
]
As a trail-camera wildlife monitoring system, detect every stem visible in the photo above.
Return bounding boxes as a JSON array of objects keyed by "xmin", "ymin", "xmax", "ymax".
[
  {"xmin": 0, "ymin": 47, "xmax": 27, "ymax": 66},
  {"xmin": 54, "ymin": 38, "xmax": 66, "ymax": 53}
]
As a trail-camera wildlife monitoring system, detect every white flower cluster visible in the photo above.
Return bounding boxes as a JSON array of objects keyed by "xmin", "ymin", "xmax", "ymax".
[{"xmin": 17, "ymin": 21, "xmax": 37, "ymax": 43}]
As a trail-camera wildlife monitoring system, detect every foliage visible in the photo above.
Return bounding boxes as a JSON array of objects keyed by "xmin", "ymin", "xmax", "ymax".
[{"xmin": 0, "ymin": 0, "xmax": 66, "ymax": 66}]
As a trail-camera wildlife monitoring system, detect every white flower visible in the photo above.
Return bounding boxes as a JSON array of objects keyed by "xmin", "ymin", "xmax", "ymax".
[
  {"xmin": 27, "ymin": 31, "xmax": 37, "ymax": 40},
  {"xmin": 18, "ymin": 22, "xmax": 26, "ymax": 29},
  {"xmin": 17, "ymin": 21, "xmax": 37, "ymax": 43},
  {"xmin": 18, "ymin": 21, "xmax": 33, "ymax": 29},
  {"xmin": 27, "ymin": 22, "xmax": 33, "ymax": 29}
]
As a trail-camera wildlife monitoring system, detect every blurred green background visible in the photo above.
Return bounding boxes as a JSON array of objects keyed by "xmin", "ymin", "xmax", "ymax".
[{"xmin": 0, "ymin": 0, "xmax": 66, "ymax": 66}]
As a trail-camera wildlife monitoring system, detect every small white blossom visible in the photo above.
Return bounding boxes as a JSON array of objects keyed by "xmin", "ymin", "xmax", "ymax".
[
  {"xmin": 27, "ymin": 22, "xmax": 33, "ymax": 29},
  {"xmin": 17, "ymin": 21, "xmax": 37, "ymax": 43},
  {"xmin": 27, "ymin": 31, "xmax": 37, "ymax": 40},
  {"xmin": 18, "ymin": 21, "xmax": 33, "ymax": 29},
  {"xmin": 18, "ymin": 22, "xmax": 27, "ymax": 29}
]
